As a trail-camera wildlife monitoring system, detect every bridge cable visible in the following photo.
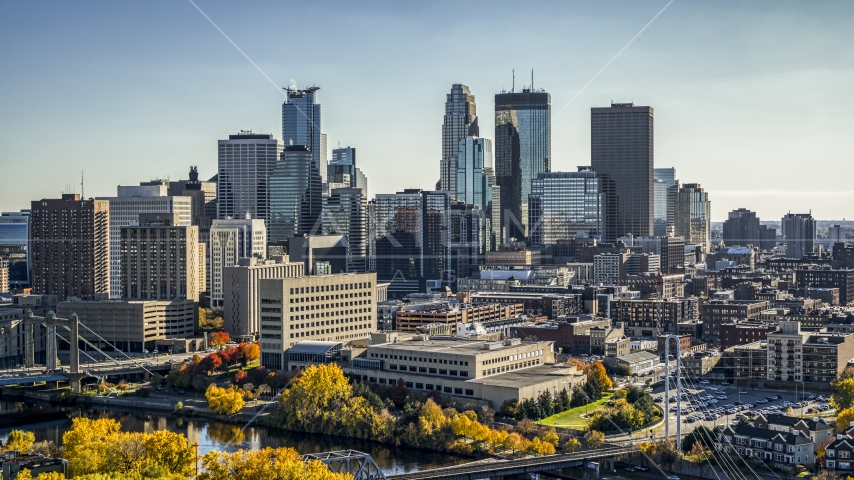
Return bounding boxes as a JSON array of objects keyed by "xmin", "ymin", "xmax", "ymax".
[{"xmin": 76, "ymin": 322, "xmax": 157, "ymax": 376}]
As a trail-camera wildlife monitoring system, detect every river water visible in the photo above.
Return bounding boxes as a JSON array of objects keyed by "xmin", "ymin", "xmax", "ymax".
[{"xmin": 0, "ymin": 401, "xmax": 470, "ymax": 475}]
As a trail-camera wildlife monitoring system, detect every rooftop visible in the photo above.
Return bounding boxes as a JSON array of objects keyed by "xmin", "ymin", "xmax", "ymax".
[
  {"xmin": 465, "ymin": 364, "xmax": 583, "ymax": 388},
  {"xmin": 371, "ymin": 338, "xmax": 548, "ymax": 355}
]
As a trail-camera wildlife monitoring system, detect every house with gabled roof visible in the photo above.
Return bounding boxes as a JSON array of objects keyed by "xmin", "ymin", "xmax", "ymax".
[
  {"xmin": 717, "ymin": 424, "xmax": 816, "ymax": 468},
  {"xmin": 753, "ymin": 413, "xmax": 834, "ymax": 445},
  {"xmin": 825, "ymin": 433, "xmax": 854, "ymax": 471}
]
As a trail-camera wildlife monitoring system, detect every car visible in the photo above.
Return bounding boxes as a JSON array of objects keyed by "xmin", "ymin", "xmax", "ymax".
[
  {"xmin": 654, "ymin": 397, "xmax": 663, "ymax": 403},
  {"xmin": 708, "ymin": 386, "xmax": 718, "ymax": 391},
  {"xmin": 177, "ymin": 389, "xmax": 186, "ymax": 394},
  {"xmin": 739, "ymin": 390, "xmax": 748, "ymax": 394},
  {"xmin": 667, "ymin": 475, "xmax": 681, "ymax": 480},
  {"xmin": 625, "ymin": 467, "xmax": 636, "ymax": 472},
  {"xmin": 143, "ymin": 362, "xmax": 153, "ymax": 367},
  {"xmin": 808, "ymin": 394, "xmax": 817, "ymax": 400},
  {"xmin": 721, "ymin": 381, "xmax": 731, "ymax": 385},
  {"xmin": 699, "ymin": 380, "xmax": 710, "ymax": 385},
  {"xmin": 634, "ymin": 466, "xmax": 649, "ymax": 472},
  {"xmin": 669, "ymin": 397, "xmax": 678, "ymax": 403}
]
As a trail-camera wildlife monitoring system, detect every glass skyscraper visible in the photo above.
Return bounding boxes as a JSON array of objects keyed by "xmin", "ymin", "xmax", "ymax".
[
  {"xmin": 268, "ymin": 145, "xmax": 322, "ymax": 245},
  {"xmin": 282, "ymin": 86, "xmax": 324, "ymax": 182},
  {"xmin": 455, "ymin": 136, "xmax": 493, "ymax": 211},
  {"xmin": 217, "ymin": 132, "xmax": 283, "ymax": 220},
  {"xmin": 495, "ymin": 88, "xmax": 551, "ymax": 241},
  {"xmin": 528, "ymin": 167, "xmax": 604, "ymax": 246},
  {"xmin": 329, "ymin": 146, "xmax": 368, "ymax": 194},
  {"xmin": 440, "ymin": 84, "xmax": 478, "ymax": 195},
  {"xmin": 324, "ymin": 187, "xmax": 368, "ymax": 272},
  {"xmin": 654, "ymin": 167, "xmax": 678, "ymax": 237},
  {"xmin": 653, "ymin": 178, "xmax": 668, "ymax": 237},
  {"xmin": 591, "ymin": 103, "xmax": 654, "ymax": 242},
  {"xmin": 675, "ymin": 183, "xmax": 711, "ymax": 253}
]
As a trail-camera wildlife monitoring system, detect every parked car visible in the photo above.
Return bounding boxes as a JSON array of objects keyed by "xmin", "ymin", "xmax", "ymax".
[
  {"xmin": 699, "ymin": 380, "xmax": 710, "ymax": 385},
  {"xmin": 634, "ymin": 466, "xmax": 649, "ymax": 472},
  {"xmin": 721, "ymin": 381, "xmax": 731, "ymax": 385}
]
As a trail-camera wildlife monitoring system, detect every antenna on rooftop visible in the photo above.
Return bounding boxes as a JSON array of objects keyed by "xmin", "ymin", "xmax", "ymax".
[
  {"xmin": 81, "ymin": 170, "xmax": 84, "ymax": 199},
  {"xmin": 531, "ymin": 69, "xmax": 534, "ymax": 90},
  {"xmin": 512, "ymin": 69, "xmax": 515, "ymax": 93}
]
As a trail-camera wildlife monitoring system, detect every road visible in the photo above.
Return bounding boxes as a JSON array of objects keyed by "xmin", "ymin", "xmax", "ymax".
[{"xmin": 0, "ymin": 351, "xmax": 200, "ymax": 379}]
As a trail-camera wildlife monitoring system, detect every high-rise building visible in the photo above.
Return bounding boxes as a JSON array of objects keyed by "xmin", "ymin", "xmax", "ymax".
[
  {"xmin": 591, "ymin": 103, "xmax": 654, "ymax": 241},
  {"xmin": 269, "ymin": 145, "xmax": 323, "ymax": 246},
  {"xmin": 674, "ymin": 183, "xmax": 711, "ymax": 253},
  {"xmin": 99, "ymin": 185, "xmax": 192, "ymax": 299},
  {"xmin": 329, "ymin": 146, "xmax": 368, "ymax": 194},
  {"xmin": 440, "ymin": 84, "xmax": 478, "ymax": 195},
  {"xmin": 455, "ymin": 136, "xmax": 494, "ymax": 235},
  {"xmin": 782, "ymin": 213, "xmax": 816, "ymax": 259},
  {"xmin": 528, "ymin": 167, "xmax": 604, "ymax": 246},
  {"xmin": 209, "ymin": 218, "xmax": 267, "ymax": 307},
  {"xmin": 324, "ymin": 187, "xmax": 368, "ymax": 271},
  {"xmin": 449, "ymin": 202, "xmax": 487, "ymax": 281},
  {"xmin": 162, "ymin": 166, "xmax": 217, "ymax": 238},
  {"xmin": 119, "ymin": 213, "xmax": 202, "ymax": 302},
  {"xmin": 217, "ymin": 131, "xmax": 283, "ymax": 220},
  {"xmin": 221, "ymin": 257, "xmax": 303, "ymax": 340},
  {"xmin": 0, "ymin": 257, "xmax": 8, "ymax": 293},
  {"xmin": 29, "ymin": 194, "xmax": 110, "ymax": 300},
  {"xmin": 495, "ymin": 88, "xmax": 551, "ymax": 240},
  {"xmin": 282, "ymin": 86, "xmax": 324, "ymax": 182},
  {"xmin": 723, "ymin": 208, "xmax": 761, "ymax": 247},
  {"xmin": 759, "ymin": 225, "xmax": 777, "ymax": 251},
  {"xmin": 0, "ymin": 211, "xmax": 30, "ymax": 288},
  {"xmin": 371, "ymin": 190, "xmax": 450, "ymax": 297},
  {"xmin": 655, "ymin": 167, "xmax": 679, "ymax": 237},
  {"xmin": 653, "ymin": 179, "xmax": 668, "ymax": 237}
]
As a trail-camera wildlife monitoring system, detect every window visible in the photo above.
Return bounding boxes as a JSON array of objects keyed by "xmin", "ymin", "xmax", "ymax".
[
  {"xmin": 419, "ymin": 367, "xmax": 427, "ymax": 373},
  {"xmin": 465, "ymin": 389, "xmax": 474, "ymax": 396},
  {"xmin": 389, "ymin": 364, "xmax": 397, "ymax": 370},
  {"xmin": 449, "ymin": 370, "xmax": 458, "ymax": 376},
  {"xmin": 429, "ymin": 368, "xmax": 437, "ymax": 374},
  {"xmin": 415, "ymin": 383, "xmax": 423, "ymax": 389},
  {"xmin": 439, "ymin": 369, "xmax": 447, "ymax": 375},
  {"xmin": 426, "ymin": 384, "xmax": 434, "ymax": 390},
  {"xmin": 404, "ymin": 382, "xmax": 413, "ymax": 388},
  {"xmin": 454, "ymin": 388, "xmax": 463, "ymax": 395},
  {"xmin": 443, "ymin": 387, "xmax": 452, "ymax": 393}
]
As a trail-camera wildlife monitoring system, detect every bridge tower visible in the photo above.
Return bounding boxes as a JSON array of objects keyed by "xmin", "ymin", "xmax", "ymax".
[
  {"xmin": 23, "ymin": 310, "xmax": 80, "ymax": 374},
  {"xmin": 663, "ymin": 334, "xmax": 682, "ymax": 451}
]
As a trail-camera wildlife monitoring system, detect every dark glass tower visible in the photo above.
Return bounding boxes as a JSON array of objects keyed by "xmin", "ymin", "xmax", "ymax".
[
  {"xmin": 591, "ymin": 103, "xmax": 654, "ymax": 242},
  {"xmin": 495, "ymin": 88, "xmax": 551, "ymax": 242},
  {"xmin": 282, "ymin": 86, "xmax": 324, "ymax": 181},
  {"xmin": 268, "ymin": 145, "xmax": 322, "ymax": 246},
  {"xmin": 723, "ymin": 208, "xmax": 761, "ymax": 247}
]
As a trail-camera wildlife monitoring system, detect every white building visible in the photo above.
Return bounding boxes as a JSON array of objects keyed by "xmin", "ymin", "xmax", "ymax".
[
  {"xmin": 99, "ymin": 185, "xmax": 192, "ymax": 299},
  {"xmin": 221, "ymin": 257, "xmax": 303, "ymax": 340},
  {"xmin": 209, "ymin": 218, "xmax": 267, "ymax": 307},
  {"xmin": 593, "ymin": 253, "xmax": 624, "ymax": 284}
]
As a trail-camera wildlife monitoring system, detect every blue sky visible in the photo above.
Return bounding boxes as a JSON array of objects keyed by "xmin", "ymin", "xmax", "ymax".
[{"xmin": 1, "ymin": 1, "xmax": 853, "ymax": 220}]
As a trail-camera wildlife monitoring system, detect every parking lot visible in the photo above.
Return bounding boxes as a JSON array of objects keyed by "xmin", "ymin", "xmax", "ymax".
[{"xmin": 645, "ymin": 379, "xmax": 835, "ymax": 437}]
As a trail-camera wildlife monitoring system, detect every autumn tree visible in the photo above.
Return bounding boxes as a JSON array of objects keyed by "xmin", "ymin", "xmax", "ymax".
[
  {"xmin": 538, "ymin": 426, "xmax": 559, "ymax": 446},
  {"xmin": 239, "ymin": 343, "xmax": 260, "ymax": 364},
  {"xmin": 566, "ymin": 358, "xmax": 587, "ymax": 372},
  {"xmin": 206, "ymin": 384, "xmax": 245, "ymax": 415},
  {"xmin": 833, "ymin": 378, "xmax": 854, "ymax": 410},
  {"xmin": 63, "ymin": 418, "xmax": 123, "ymax": 476},
  {"xmin": 517, "ymin": 418, "xmax": 536, "ymax": 434},
  {"xmin": 209, "ymin": 331, "xmax": 231, "ymax": 346},
  {"xmin": 234, "ymin": 369, "xmax": 248, "ymax": 386},
  {"xmin": 144, "ymin": 430, "xmax": 198, "ymax": 476},
  {"xmin": 277, "ymin": 364, "xmax": 352, "ymax": 431},
  {"xmin": 5, "ymin": 429, "xmax": 35, "ymax": 453},
  {"xmin": 587, "ymin": 361, "xmax": 613, "ymax": 391},
  {"xmin": 839, "ymin": 407, "xmax": 854, "ymax": 433},
  {"xmin": 584, "ymin": 429, "xmax": 605, "ymax": 448},
  {"xmin": 563, "ymin": 437, "xmax": 582, "ymax": 453},
  {"xmin": 198, "ymin": 447, "xmax": 350, "ymax": 480}
]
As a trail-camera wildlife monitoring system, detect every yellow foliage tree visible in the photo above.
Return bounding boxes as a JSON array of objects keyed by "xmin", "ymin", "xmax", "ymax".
[
  {"xmin": 566, "ymin": 358, "xmax": 587, "ymax": 372},
  {"xmin": 563, "ymin": 437, "xmax": 582, "ymax": 453},
  {"xmin": 107, "ymin": 432, "xmax": 147, "ymax": 473},
  {"xmin": 5, "ymin": 429, "xmax": 35, "ymax": 453},
  {"xmin": 15, "ymin": 469, "xmax": 32, "ymax": 480},
  {"xmin": 584, "ymin": 429, "xmax": 605, "ymax": 448},
  {"xmin": 527, "ymin": 437, "xmax": 556, "ymax": 456},
  {"xmin": 206, "ymin": 384, "xmax": 245, "ymax": 415},
  {"xmin": 33, "ymin": 473, "xmax": 65, "ymax": 480},
  {"xmin": 239, "ymin": 343, "xmax": 260, "ymax": 363},
  {"xmin": 198, "ymin": 447, "xmax": 351, "ymax": 480},
  {"xmin": 144, "ymin": 430, "xmax": 198, "ymax": 475},
  {"xmin": 62, "ymin": 418, "xmax": 123, "ymax": 476},
  {"xmin": 538, "ymin": 427, "xmax": 559, "ymax": 446},
  {"xmin": 587, "ymin": 361, "xmax": 613, "ymax": 391},
  {"xmin": 838, "ymin": 407, "xmax": 854, "ymax": 433},
  {"xmin": 278, "ymin": 364, "xmax": 352, "ymax": 426}
]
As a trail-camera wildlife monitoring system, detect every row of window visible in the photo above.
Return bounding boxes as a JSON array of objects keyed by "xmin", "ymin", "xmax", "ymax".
[
  {"xmin": 353, "ymin": 375, "xmax": 475, "ymax": 396},
  {"xmin": 288, "ymin": 282, "xmax": 371, "ymax": 294},
  {"xmin": 388, "ymin": 364, "xmax": 469, "ymax": 377},
  {"xmin": 369, "ymin": 352, "xmax": 468, "ymax": 366}
]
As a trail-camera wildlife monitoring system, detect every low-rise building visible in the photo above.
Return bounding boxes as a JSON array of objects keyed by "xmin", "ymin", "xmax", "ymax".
[
  {"xmin": 717, "ymin": 425, "xmax": 815, "ymax": 468},
  {"xmin": 682, "ymin": 351, "xmax": 721, "ymax": 376},
  {"xmin": 767, "ymin": 321, "xmax": 854, "ymax": 389},
  {"xmin": 603, "ymin": 351, "xmax": 659, "ymax": 376},
  {"xmin": 723, "ymin": 340, "xmax": 768, "ymax": 386},
  {"xmin": 700, "ymin": 300, "xmax": 770, "ymax": 337},
  {"xmin": 612, "ymin": 298, "xmax": 698, "ymax": 337},
  {"xmin": 719, "ymin": 321, "xmax": 778, "ymax": 351},
  {"xmin": 510, "ymin": 317, "xmax": 611, "ymax": 354},
  {"xmin": 753, "ymin": 413, "xmax": 833, "ymax": 445},
  {"xmin": 794, "ymin": 268, "xmax": 854, "ymax": 304},
  {"xmin": 469, "ymin": 292, "xmax": 583, "ymax": 319},
  {"xmin": 394, "ymin": 302, "xmax": 524, "ymax": 332}
]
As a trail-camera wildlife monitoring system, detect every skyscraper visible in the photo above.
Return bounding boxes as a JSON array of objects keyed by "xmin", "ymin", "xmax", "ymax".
[
  {"xmin": 440, "ymin": 84, "xmax": 478, "ymax": 195},
  {"xmin": 528, "ymin": 167, "xmax": 604, "ymax": 246},
  {"xmin": 282, "ymin": 86, "xmax": 324, "ymax": 181},
  {"xmin": 209, "ymin": 218, "xmax": 267, "ymax": 307},
  {"xmin": 674, "ymin": 183, "xmax": 711, "ymax": 253},
  {"xmin": 0, "ymin": 211, "xmax": 29, "ymax": 287},
  {"xmin": 29, "ymin": 194, "xmax": 110, "ymax": 300},
  {"xmin": 591, "ymin": 103, "xmax": 654, "ymax": 241},
  {"xmin": 782, "ymin": 212, "xmax": 816, "ymax": 259},
  {"xmin": 723, "ymin": 208, "xmax": 761, "ymax": 247},
  {"xmin": 217, "ymin": 131, "xmax": 283, "ymax": 220},
  {"xmin": 99, "ymin": 184, "xmax": 192, "ymax": 299},
  {"xmin": 268, "ymin": 145, "xmax": 323, "ymax": 245},
  {"xmin": 495, "ymin": 87, "xmax": 551, "ymax": 241},
  {"xmin": 324, "ymin": 187, "xmax": 368, "ymax": 272},
  {"xmin": 654, "ymin": 167, "xmax": 679, "ymax": 236},
  {"xmin": 329, "ymin": 146, "xmax": 368, "ymax": 194},
  {"xmin": 455, "ymin": 136, "xmax": 493, "ymax": 211},
  {"xmin": 653, "ymin": 179, "xmax": 668, "ymax": 237}
]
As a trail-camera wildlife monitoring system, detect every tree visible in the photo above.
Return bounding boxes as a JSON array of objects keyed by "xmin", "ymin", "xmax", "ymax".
[
  {"xmin": 839, "ymin": 407, "xmax": 854, "ymax": 433},
  {"xmin": 641, "ymin": 439, "xmax": 682, "ymax": 468},
  {"xmin": 682, "ymin": 425, "xmax": 718, "ymax": 453},
  {"xmin": 191, "ymin": 374, "xmax": 209, "ymax": 391},
  {"xmin": 570, "ymin": 384, "xmax": 588, "ymax": 408},
  {"xmin": 206, "ymin": 384, "xmax": 245, "ymax": 415},
  {"xmin": 517, "ymin": 419, "xmax": 536, "ymax": 434},
  {"xmin": 209, "ymin": 331, "xmax": 231, "ymax": 346},
  {"xmin": 239, "ymin": 343, "xmax": 260, "ymax": 363},
  {"xmin": 563, "ymin": 437, "xmax": 582, "ymax": 453},
  {"xmin": 15, "ymin": 470, "xmax": 32, "ymax": 480},
  {"xmin": 538, "ymin": 426, "xmax": 559, "ymax": 446},
  {"xmin": 144, "ymin": 430, "xmax": 197, "ymax": 476},
  {"xmin": 566, "ymin": 358, "xmax": 587, "ymax": 372},
  {"xmin": 234, "ymin": 369, "xmax": 248, "ymax": 386},
  {"xmin": 614, "ymin": 364, "xmax": 632, "ymax": 377},
  {"xmin": 199, "ymin": 353, "xmax": 222, "ymax": 374},
  {"xmin": 587, "ymin": 361, "xmax": 613, "ymax": 391},
  {"xmin": 388, "ymin": 379, "xmax": 410, "ymax": 408},
  {"xmin": 5, "ymin": 429, "xmax": 35, "ymax": 453},
  {"xmin": 277, "ymin": 364, "xmax": 352, "ymax": 430},
  {"xmin": 198, "ymin": 446, "xmax": 351, "ymax": 480},
  {"xmin": 537, "ymin": 389, "xmax": 554, "ymax": 417},
  {"xmin": 62, "ymin": 417, "xmax": 123, "ymax": 476},
  {"xmin": 833, "ymin": 378, "xmax": 854, "ymax": 410},
  {"xmin": 33, "ymin": 474, "xmax": 65, "ymax": 480},
  {"xmin": 107, "ymin": 432, "xmax": 147, "ymax": 473},
  {"xmin": 556, "ymin": 388, "xmax": 571, "ymax": 412},
  {"xmin": 584, "ymin": 429, "xmax": 605, "ymax": 448}
]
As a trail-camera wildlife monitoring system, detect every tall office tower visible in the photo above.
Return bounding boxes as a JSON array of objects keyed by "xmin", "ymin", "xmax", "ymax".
[
  {"xmin": 449, "ymin": 202, "xmax": 486, "ymax": 281},
  {"xmin": 591, "ymin": 103, "xmax": 654, "ymax": 242},
  {"xmin": 495, "ymin": 87, "xmax": 551, "ymax": 241},
  {"xmin": 119, "ymin": 213, "xmax": 201, "ymax": 301},
  {"xmin": 782, "ymin": 212, "xmax": 816, "ymax": 259},
  {"xmin": 209, "ymin": 218, "xmax": 267, "ymax": 307},
  {"xmin": 455, "ymin": 136, "xmax": 494, "ymax": 211},
  {"xmin": 268, "ymin": 145, "xmax": 322, "ymax": 246},
  {"xmin": 653, "ymin": 179, "xmax": 668, "ymax": 237},
  {"xmin": 674, "ymin": 183, "xmax": 711, "ymax": 253},
  {"xmin": 372, "ymin": 189, "xmax": 450, "ymax": 297},
  {"xmin": 528, "ymin": 167, "xmax": 604, "ymax": 246},
  {"xmin": 222, "ymin": 257, "xmax": 303, "ymax": 339},
  {"xmin": 722, "ymin": 208, "xmax": 761, "ymax": 247},
  {"xmin": 759, "ymin": 225, "xmax": 777, "ymax": 251},
  {"xmin": 0, "ymin": 211, "xmax": 30, "ymax": 287},
  {"xmin": 655, "ymin": 167, "xmax": 679, "ymax": 236},
  {"xmin": 0, "ymin": 257, "xmax": 8, "ymax": 293},
  {"xmin": 325, "ymin": 187, "xmax": 368, "ymax": 271},
  {"xmin": 100, "ymin": 185, "xmax": 192, "ymax": 299},
  {"xmin": 829, "ymin": 225, "xmax": 844, "ymax": 245},
  {"xmin": 282, "ymin": 86, "xmax": 324, "ymax": 181},
  {"xmin": 440, "ymin": 84, "xmax": 479, "ymax": 195},
  {"xmin": 329, "ymin": 146, "xmax": 368, "ymax": 193},
  {"xmin": 164, "ymin": 167, "xmax": 217, "ymax": 236},
  {"xmin": 29, "ymin": 194, "xmax": 110, "ymax": 300},
  {"xmin": 217, "ymin": 131, "xmax": 283, "ymax": 221}
]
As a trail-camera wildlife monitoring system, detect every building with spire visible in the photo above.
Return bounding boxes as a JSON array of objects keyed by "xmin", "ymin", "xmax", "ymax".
[
  {"xmin": 440, "ymin": 84, "xmax": 478, "ymax": 196},
  {"xmin": 282, "ymin": 86, "xmax": 325, "ymax": 182}
]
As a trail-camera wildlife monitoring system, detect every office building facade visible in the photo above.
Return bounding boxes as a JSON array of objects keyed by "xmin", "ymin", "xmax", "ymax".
[
  {"xmin": 528, "ymin": 167, "xmax": 604, "ymax": 246},
  {"xmin": 217, "ymin": 131, "xmax": 283, "ymax": 220},
  {"xmin": 723, "ymin": 208, "xmax": 761, "ymax": 247},
  {"xmin": 324, "ymin": 187, "xmax": 368, "ymax": 271},
  {"xmin": 29, "ymin": 194, "xmax": 110, "ymax": 300},
  {"xmin": 675, "ymin": 183, "xmax": 711, "ymax": 253},
  {"xmin": 495, "ymin": 89, "xmax": 551, "ymax": 240},
  {"xmin": 455, "ymin": 136, "xmax": 493, "ymax": 211},
  {"xmin": 782, "ymin": 213, "xmax": 816, "ymax": 259},
  {"xmin": 329, "ymin": 146, "xmax": 368, "ymax": 194},
  {"xmin": 0, "ymin": 211, "xmax": 30, "ymax": 287},
  {"xmin": 209, "ymin": 218, "xmax": 267, "ymax": 307},
  {"xmin": 222, "ymin": 257, "xmax": 303, "ymax": 339},
  {"xmin": 269, "ymin": 145, "xmax": 323, "ymax": 245},
  {"xmin": 591, "ymin": 103, "xmax": 654, "ymax": 241},
  {"xmin": 282, "ymin": 86, "xmax": 324, "ymax": 182},
  {"xmin": 440, "ymin": 84, "xmax": 479, "ymax": 195}
]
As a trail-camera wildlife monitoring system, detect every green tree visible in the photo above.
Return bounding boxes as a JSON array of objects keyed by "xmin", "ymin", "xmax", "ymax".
[
  {"xmin": 833, "ymin": 378, "xmax": 854, "ymax": 410},
  {"xmin": 556, "ymin": 388, "xmax": 571, "ymax": 411}
]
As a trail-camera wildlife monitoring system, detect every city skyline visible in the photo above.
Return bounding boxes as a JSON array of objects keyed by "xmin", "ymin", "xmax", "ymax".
[{"xmin": 2, "ymin": 1, "xmax": 854, "ymax": 220}]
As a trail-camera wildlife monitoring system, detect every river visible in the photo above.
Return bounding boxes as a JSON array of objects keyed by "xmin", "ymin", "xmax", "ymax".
[{"xmin": 0, "ymin": 400, "xmax": 470, "ymax": 475}]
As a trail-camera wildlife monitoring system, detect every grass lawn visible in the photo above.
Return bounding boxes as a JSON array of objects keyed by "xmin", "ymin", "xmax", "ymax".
[
  {"xmin": 537, "ymin": 393, "xmax": 613, "ymax": 430},
  {"xmin": 223, "ymin": 361, "xmax": 260, "ymax": 378}
]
